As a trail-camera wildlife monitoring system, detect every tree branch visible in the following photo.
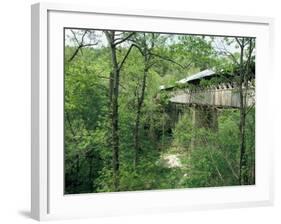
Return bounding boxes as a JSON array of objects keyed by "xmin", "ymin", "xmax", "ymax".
[
  {"xmin": 114, "ymin": 32, "xmax": 135, "ymax": 46},
  {"xmin": 245, "ymin": 103, "xmax": 255, "ymax": 116},
  {"xmin": 149, "ymin": 52, "xmax": 187, "ymax": 69},
  {"xmin": 235, "ymin": 37, "xmax": 243, "ymax": 49},
  {"xmin": 118, "ymin": 43, "xmax": 143, "ymax": 70},
  {"xmin": 68, "ymin": 45, "xmax": 83, "ymax": 62},
  {"xmin": 67, "ymin": 30, "xmax": 98, "ymax": 62}
]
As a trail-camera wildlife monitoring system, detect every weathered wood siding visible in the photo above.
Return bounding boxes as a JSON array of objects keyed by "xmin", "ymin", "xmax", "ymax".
[{"xmin": 169, "ymin": 83, "xmax": 255, "ymax": 108}]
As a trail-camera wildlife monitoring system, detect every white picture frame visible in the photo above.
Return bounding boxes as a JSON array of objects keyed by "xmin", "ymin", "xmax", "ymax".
[{"xmin": 31, "ymin": 2, "xmax": 274, "ymax": 221}]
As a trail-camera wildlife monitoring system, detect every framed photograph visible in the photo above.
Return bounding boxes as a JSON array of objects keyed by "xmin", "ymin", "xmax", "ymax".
[{"xmin": 31, "ymin": 2, "xmax": 274, "ymax": 221}]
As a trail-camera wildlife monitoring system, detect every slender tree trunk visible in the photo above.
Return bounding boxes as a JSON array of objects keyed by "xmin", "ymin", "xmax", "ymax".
[
  {"xmin": 110, "ymin": 45, "xmax": 120, "ymax": 191},
  {"xmin": 133, "ymin": 67, "xmax": 148, "ymax": 168},
  {"xmin": 238, "ymin": 100, "xmax": 247, "ymax": 184},
  {"xmin": 238, "ymin": 39, "xmax": 247, "ymax": 185},
  {"xmin": 109, "ymin": 71, "xmax": 114, "ymax": 103},
  {"xmin": 105, "ymin": 31, "xmax": 137, "ymax": 190},
  {"xmin": 88, "ymin": 156, "xmax": 94, "ymax": 191},
  {"xmin": 75, "ymin": 154, "xmax": 80, "ymax": 191},
  {"xmin": 238, "ymin": 38, "xmax": 254, "ymax": 185},
  {"xmin": 105, "ymin": 31, "xmax": 120, "ymax": 191}
]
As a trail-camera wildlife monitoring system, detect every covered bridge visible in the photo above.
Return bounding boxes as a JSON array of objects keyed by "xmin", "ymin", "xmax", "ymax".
[{"xmin": 160, "ymin": 69, "xmax": 255, "ymax": 108}]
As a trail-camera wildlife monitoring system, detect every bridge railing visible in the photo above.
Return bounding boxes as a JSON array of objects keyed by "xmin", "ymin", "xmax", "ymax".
[{"xmin": 169, "ymin": 80, "xmax": 255, "ymax": 108}]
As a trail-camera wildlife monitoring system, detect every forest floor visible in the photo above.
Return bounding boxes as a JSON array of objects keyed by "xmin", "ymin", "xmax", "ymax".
[
  {"xmin": 155, "ymin": 146, "xmax": 190, "ymax": 189},
  {"xmin": 159, "ymin": 140, "xmax": 187, "ymax": 168},
  {"xmin": 162, "ymin": 154, "xmax": 182, "ymax": 168},
  {"xmin": 157, "ymin": 140, "xmax": 190, "ymax": 185}
]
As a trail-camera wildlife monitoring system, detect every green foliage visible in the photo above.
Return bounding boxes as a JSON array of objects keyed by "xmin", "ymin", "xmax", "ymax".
[
  {"xmin": 173, "ymin": 113, "xmax": 194, "ymax": 148},
  {"xmin": 64, "ymin": 30, "xmax": 255, "ymax": 194},
  {"xmin": 171, "ymin": 109, "xmax": 254, "ymax": 188}
]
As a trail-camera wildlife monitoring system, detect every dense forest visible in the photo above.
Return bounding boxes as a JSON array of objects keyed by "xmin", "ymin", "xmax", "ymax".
[{"xmin": 64, "ymin": 29, "xmax": 255, "ymax": 194}]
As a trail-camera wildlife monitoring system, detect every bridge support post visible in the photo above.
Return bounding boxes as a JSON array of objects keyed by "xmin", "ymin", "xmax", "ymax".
[
  {"xmin": 191, "ymin": 105, "xmax": 218, "ymax": 130},
  {"xmin": 190, "ymin": 105, "xmax": 218, "ymax": 151}
]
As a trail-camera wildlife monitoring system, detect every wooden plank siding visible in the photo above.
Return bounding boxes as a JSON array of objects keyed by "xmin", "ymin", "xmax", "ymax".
[{"xmin": 169, "ymin": 82, "xmax": 255, "ymax": 108}]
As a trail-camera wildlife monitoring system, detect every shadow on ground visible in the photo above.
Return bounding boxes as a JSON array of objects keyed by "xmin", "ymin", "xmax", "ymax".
[{"xmin": 18, "ymin": 210, "xmax": 32, "ymax": 219}]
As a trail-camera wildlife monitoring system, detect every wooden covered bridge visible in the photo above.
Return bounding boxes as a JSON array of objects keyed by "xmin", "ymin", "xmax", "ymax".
[
  {"xmin": 160, "ymin": 69, "xmax": 255, "ymax": 108},
  {"xmin": 160, "ymin": 69, "xmax": 255, "ymax": 130}
]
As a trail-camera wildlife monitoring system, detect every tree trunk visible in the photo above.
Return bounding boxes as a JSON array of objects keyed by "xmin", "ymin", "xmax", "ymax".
[
  {"xmin": 238, "ymin": 39, "xmax": 247, "ymax": 185},
  {"xmin": 75, "ymin": 154, "xmax": 80, "ymax": 191},
  {"xmin": 110, "ymin": 46, "xmax": 120, "ymax": 191},
  {"xmin": 238, "ymin": 97, "xmax": 247, "ymax": 185},
  {"xmin": 232, "ymin": 37, "xmax": 255, "ymax": 185},
  {"xmin": 109, "ymin": 71, "xmax": 114, "ymax": 103},
  {"xmin": 105, "ymin": 31, "xmax": 120, "ymax": 191},
  {"xmin": 133, "ymin": 67, "xmax": 148, "ymax": 168},
  {"xmin": 105, "ymin": 31, "xmax": 138, "ymax": 190},
  {"xmin": 88, "ymin": 156, "xmax": 94, "ymax": 192}
]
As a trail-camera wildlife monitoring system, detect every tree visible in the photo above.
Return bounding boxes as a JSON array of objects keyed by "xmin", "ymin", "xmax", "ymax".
[
  {"xmin": 64, "ymin": 43, "xmax": 109, "ymax": 193},
  {"xmin": 129, "ymin": 33, "xmax": 157, "ymax": 168},
  {"xmin": 104, "ymin": 31, "xmax": 136, "ymax": 190},
  {"xmin": 212, "ymin": 36, "xmax": 255, "ymax": 184},
  {"xmin": 235, "ymin": 37, "xmax": 255, "ymax": 184}
]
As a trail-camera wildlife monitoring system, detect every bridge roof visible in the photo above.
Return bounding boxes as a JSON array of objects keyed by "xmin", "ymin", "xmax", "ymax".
[
  {"xmin": 159, "ymin": 69, "xmax": 216, "ymax": 91},
  {"xmin": 176, "ymin": 69, "xmax": 215, "ymax": 84}
]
